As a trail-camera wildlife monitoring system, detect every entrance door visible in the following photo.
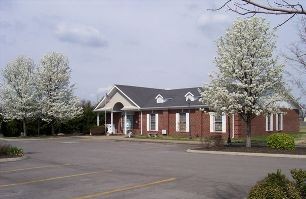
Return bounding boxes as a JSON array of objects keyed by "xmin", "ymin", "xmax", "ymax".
[{"xmin": 122, "ymin": 113, "xmax": 134, "ymax": 134}]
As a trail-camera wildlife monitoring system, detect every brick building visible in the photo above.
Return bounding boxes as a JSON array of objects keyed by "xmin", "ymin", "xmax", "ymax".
[{"xmin": 94, "ymin": 85, "xmax": 300, "ymax": 138}]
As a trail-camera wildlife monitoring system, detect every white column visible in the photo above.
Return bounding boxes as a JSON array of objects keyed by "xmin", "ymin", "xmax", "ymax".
[
  {"xmin": 97, "ymin": 113, "xmax": 100, "ymax": 126},
  {"xmin": 232, "ymin": 114, "xmax": 235, "ymax": 138},
  {"xmin": 140, "ymin": 111, "xmax": 143, "ymax": 135},
  {"xmin": 124, "ymin": 112, "xmax": 127, "ymax": 135},
  {"xmin": 111, "ymin": 111, "xmax": 113, "ymax": 134}
]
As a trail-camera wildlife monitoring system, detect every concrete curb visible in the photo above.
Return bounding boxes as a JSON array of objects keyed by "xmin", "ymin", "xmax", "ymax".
[
  {"xmin": 186, "ymin": 149, "xmax": 306, "ymax": 159},
  {"xmin": 0, "ymin": 156, "xmax": 26, "ymax": 163}
]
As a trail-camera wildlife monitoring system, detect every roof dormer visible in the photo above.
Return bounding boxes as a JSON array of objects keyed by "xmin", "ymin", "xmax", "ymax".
[
  {"xmin": 184, "ymin": 92, "xmax": 194, "ymax": 101},
  {"xmin": 155, "ymin": 94, "xmax": 164, "ymax": 104}
]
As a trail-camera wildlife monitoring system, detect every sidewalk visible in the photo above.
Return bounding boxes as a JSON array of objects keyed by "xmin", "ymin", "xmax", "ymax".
[{"xmin": 75, "ymin": 135, "xmax": 202, "ymax": 145}]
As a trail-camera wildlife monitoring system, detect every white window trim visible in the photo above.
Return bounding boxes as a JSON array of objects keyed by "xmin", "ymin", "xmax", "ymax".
[
  {"xmin": 275, "ymin": 113, "xmax": 284, "ymax": 131},
  {"xmin": 266, "ymin": 114, "xmax": 274, "ymax": 131},
  {"xmin": 209, "ymin": 112, "xmax": 226, "ymax": 133},
  {"xmin": 176, "ymin": 112, "xmax": 189, "ymax": 132},
  {"xmin": 147, "ymin": 113, "xmax": 158, "ymax": 131}
]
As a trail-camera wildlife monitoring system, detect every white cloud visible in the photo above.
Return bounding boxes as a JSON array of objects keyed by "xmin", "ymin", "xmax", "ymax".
[
  {"xmin": 54, "ymin": 23, "xmax": 108, "ymax": 47},
  {"xmin": 197, "ymin": 14, "xmax": 230, "ymax": 29}
]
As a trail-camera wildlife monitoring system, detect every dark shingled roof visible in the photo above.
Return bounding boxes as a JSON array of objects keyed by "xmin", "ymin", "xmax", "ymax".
[{"xmin": 115, "ymin": 84, "xmax": 204, "ymax": 108}]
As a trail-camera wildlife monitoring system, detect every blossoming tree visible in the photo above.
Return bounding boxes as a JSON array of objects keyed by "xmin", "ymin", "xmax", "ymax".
[
  {"xmin": 201, "ymin": 17, "xmax": 287, "ymax": 147},
  {"xmin": 36, "ymin": 52, "xmax": 82, "ymax": 135},
  {"xmin": 0, "ymin": 56, "xmax": 36, "ymax": 136}
]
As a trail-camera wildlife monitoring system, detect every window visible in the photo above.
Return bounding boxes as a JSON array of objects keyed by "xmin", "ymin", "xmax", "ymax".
[
  {"xmin": 214, "ymin": 114, "xmax": 222, "ymax": 132},
  {"xmin": 209, "ymin": 112, "xmax": 226, "ymax": 133},
  {"xmin": 276, "ymin": 113, "xmax": 283, "ymax": 131},
  {"xmin": 176, "ymin": 112, "xmax": 189, "ymax": 132},
  {"xmin": 150, "ymin": 114, "xmax": 156, "ymax": 131},
  {"xmin": 147, "ymin": 113, "xmax": 158, "ymax": 131},
  {"xmin": 266, "ymin": 114, "xmax": 273, "ymax": 131}
]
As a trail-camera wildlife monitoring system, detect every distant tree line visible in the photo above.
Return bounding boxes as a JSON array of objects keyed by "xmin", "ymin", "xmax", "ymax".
[{"xmin": 0, "ymin": 52, "xmax": 100, "ymax": 137}]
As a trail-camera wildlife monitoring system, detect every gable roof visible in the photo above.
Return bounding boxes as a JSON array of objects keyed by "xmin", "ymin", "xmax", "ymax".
[
  {"xmin": 115, "ymin": 84, "xmax": 204, "ymax": 109},
  {"xmin": 94, "ymin": 84, "xmax": 206, "ymax": 111}
]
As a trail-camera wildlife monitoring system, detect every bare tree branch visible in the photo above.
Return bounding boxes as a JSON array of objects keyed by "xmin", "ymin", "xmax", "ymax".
[{"xmin": 211, "ymin": 1, "xmax": 306, "ymax": 26}]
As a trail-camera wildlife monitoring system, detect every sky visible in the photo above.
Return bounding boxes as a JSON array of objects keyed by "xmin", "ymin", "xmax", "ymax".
[{"xmin": 0, "ymin": 0, "xmax": 303, "ymax": 103}]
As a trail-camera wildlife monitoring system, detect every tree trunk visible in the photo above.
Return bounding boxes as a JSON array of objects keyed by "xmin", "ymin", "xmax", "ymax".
[
  {"xmin": 23, "ymin": 118, "xmax": 27, "ymax": 137},
  {"xmin": 246, "ymin": 118, "xmax": 251, "ymax": 148},
  {"xmin": 37, "ymin": 119, "xmax": 40, "ymax": 136},
  {"xmin": 51, "ymin": 122, "xmax": 55, "ymax": 136},
  {"xmin": 227, "ymin": 115, "xmax": 231, "ymax": 144}
]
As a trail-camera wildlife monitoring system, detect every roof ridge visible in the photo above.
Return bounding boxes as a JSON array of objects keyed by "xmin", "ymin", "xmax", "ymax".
[{"xmin": 115, "ymin": 84, "xmax": 201, "ymax": 91}]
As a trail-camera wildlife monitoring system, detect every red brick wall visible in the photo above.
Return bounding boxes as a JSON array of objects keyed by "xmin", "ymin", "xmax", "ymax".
[
  {"xmin": 235, "ymin": 109, "xmax": 300, "ymax": 137},
  {"xmin": 105, "ymin": 108, "xmax": 299, "ymax": 137}
]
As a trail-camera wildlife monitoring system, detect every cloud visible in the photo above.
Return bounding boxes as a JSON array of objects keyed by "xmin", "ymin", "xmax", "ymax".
[
  {"xmin": 197, "ymin": 14, "xmax": 229, "ymax": 27},
  {"xmin": 197, "ymin": 14, "xmax": 230, "ymax": 30},
  {"xmin": 54, "ymin": 23, "xmax": 108, "ymax": 47},
  {"xmin": 196, "ymin": 13, "xmax": 231, "ymax": 38}
]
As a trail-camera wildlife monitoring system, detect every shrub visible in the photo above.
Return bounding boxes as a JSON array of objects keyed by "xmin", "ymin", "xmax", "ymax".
[
  {"xmin": 0, "ymin": 144, "xmax": 24, "ymax": 157},
  {"xmin": 204, "ymin": 134, "xmax": 224, "ymax": 148},
  {"xmin": 291, "ymin": 169, "xmax": 306, "ymax": 198},
  {"xmin": 248, "ymin": 169, "xmax": 301, "ymax": 199},
  {"xmin": 266, "ymin": 133, "xmax": 295, "ymax": 150}
]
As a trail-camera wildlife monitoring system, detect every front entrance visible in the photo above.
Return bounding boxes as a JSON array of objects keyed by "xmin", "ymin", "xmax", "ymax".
[{"xmin": 122, "ymin": 114, "xmax": 133, "ymax": 132}]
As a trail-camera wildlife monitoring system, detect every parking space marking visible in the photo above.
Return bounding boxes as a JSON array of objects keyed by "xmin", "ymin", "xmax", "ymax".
[
  {"xmin": 72, "ymin": 177, "xmax": 176, "ymax": 199},
  {"xmin": 0, "ymin": 171, "xmax": 100, "ymax": 188},
  {"xmin": 0, "ymin": 163, "xmax": 72, "ymax": 174}
]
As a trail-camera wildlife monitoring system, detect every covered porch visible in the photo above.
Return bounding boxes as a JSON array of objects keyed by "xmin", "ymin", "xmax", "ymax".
[{"xmin": 96, "ymin": 102, "xmax": 142, "ymax": 135}]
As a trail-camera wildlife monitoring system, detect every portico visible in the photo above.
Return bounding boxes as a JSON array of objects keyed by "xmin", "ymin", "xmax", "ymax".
[{"xmin": 94, "ymin": 86, "xmax": 140, "ymax": 135}]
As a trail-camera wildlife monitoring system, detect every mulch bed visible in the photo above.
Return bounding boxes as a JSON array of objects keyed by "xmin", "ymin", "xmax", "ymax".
[{"xmin": 194, "ymin": 145, "xmax": 306, "ymax": 155}]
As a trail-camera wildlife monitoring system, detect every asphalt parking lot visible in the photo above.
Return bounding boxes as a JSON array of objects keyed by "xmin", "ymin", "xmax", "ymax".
[{"xmin": 0, "ymin": 137, "xmax": 305, "ymax": 199}]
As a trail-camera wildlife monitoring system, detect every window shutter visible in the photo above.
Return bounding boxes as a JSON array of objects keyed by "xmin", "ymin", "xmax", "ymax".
[
  {"xmin": 270, "ymin": 114, "xmax": 273, "ymax": 131},
  {"xmin": 265, "ymin": 116, "xmax": 269, "ymax": 131},
  {"xmin": 186, "ymin": 113, "xmax": 190, "ymax": 132},
  {"xmin": 176, "ymin": 113, "xmax": 180, "ymax": 132},
  {"xmin": 280, "ymin": 113, "xmax": 283, "ymax": 130},
  {"xmin": 222, "ymin": 114, "xmax": 226, "ymax": 133},
  {"xmin": 146, "ymin": 114, "xmax": 150, "ymax": 131},
  {"xmin": 275, "ymin": 114, "xmax": 279, "ymax": 131},
  {"xmin": 155, "ymin": 114, "xmax": 158, "ymax": 131},
  {"xmin": 209, "ymin": 113, "xmax": 214, "ymax": 132}
]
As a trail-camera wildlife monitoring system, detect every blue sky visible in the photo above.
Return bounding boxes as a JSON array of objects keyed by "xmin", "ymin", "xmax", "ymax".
[{"xmin": 0, "ymin": 0, "xmax": 303, "ymax": 102}]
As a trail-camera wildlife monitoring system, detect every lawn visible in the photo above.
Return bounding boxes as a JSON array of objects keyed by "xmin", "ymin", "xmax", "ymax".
[{"xmin": 134, "ymin": 131, "xmax": 306, "ymax": 146}]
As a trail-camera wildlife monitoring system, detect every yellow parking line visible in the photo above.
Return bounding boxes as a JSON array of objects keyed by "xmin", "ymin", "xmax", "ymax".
[
  {"xmin": 72, "ymin": 177, "xmax": 176, "ymax": 199},
  {"xmin": 0, "ymin": 171, "xmax": 99, "ymax": 188},
  {"xmin": 0, "ymin": 163, "xmax": 72, "ymax": 173}
]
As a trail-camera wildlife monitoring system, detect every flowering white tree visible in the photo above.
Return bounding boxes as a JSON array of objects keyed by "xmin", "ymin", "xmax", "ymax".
[
  {"xmin": 201, "ymin": 17, "xmax": 287, "ymax": 148},
  {"xmin": 36, "ymin": 52, "xmax": 82, "ymax": 135},
  {"xmin": 0, "ymin": 56, "xmax": 37, "ymax": 136}
]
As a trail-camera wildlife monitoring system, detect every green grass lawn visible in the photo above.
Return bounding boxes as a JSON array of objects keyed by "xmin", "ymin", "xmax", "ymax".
[
  {"xmin": 134, "ymin": 135, "xmax": 202, "ymax": 141},
  {"xmin": 134, "ymin": 131, "xmax": 306, "ymax": 146}
]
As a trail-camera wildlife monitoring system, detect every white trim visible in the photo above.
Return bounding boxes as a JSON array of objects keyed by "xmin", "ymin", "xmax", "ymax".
[
  {"xmin": 138, "ymin": 105, "xmax": 208, "ymax": 110},
  {"xmin": 97, "ymin": 113, "xmax": 100, "ymax": 126},
  {"xmin": 232, "ymin": 114, "xmax": 235, "ymax": 138},
  {"xmin": 146, "ymin": 114, "xmax": 150, "ymax": 131},
  {"xmin": 275, "ymin": 113, "xmax": 279, "ymax": 131},
  {"xmin": 265, "ymin": 115, "xmax": 269, "ymax": 131},
  {"xmin": 184, "ymin": 92, "xmax": 194, "ymax": 97},
  {"xmin": 270, "ymin": 114, "xmax": 273, "ymax": 131},
  {"xmin": 155, "ymin": 114, "xmax": 159, "ymax": 131},
  {"xmin": 186, "ymin": 112, "xmax": 190, "ymax": 132},
  {"xmin": 110, "ymin": 111, "xmax": 114, "ymax": 134},
  {"xmin": 93, "ymin": 86, "xmax": 116, "ymax": 111},
  {"xmin": 222, "ymin": 114, "xmax": 226, "ymax": 133},
  {"xmin": 155, "ymin": 94, "xmax": 164, "ymax": 99},
  {"xmin": 280, "ymin": 113, "xmax": 283, "ymax": 130},
  {"xmin": 93, "ymin": 85, "xmax": 141, "ymax": 112},
  {"xmin": 124, "ymin": 112, "xmax": 127, "ymax": 135},
  {"xmin": 114, "ymin": 86, "xmax": 140, "ymax": 108},
  {"xmin": 176, "ymin": 113, "xmax": 180, "ymax": 132},
  {"xmin": 140, "ymin": 111, "xmax": 143, "ymax": 135},
  {"xmin": 209, "ymin": 112, "xmax": 214, "ymax": 132}
]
